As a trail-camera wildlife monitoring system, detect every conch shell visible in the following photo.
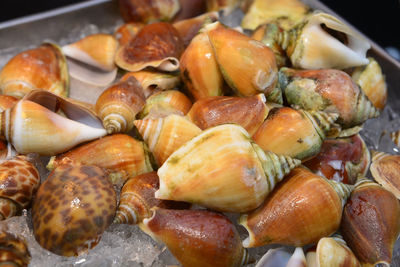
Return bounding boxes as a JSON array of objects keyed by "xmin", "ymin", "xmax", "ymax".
[
  {"xmin": 115, "ymin": 22, "xmax": 184, "ymax": 72},
  {"xmin": 303, "ymin": 134, "xmax": 370, "ymax": 184},
  {"xmin": 340, "ymin": 178, "xmax": 400, "ymax": 266},
  {"xmin": 156, "ymin": 124, "xmax": 301, "ymax": 213},
  {"xmin": 240, "ymin": 167, "xmax": 352, "ymax": 247},
  {"xmin": 118, "ymin": 0, "xmax": 180, "ymax": 23},
  {"xmin": 114, "ymin": 171, "xmax": 190, "ymax": 224},
  {"xmin": 0, "ymin": 43, "xmax": 69, "ymax": 98},
  {"xmin": 141, "ymin": 207, "xmax": 251, "ymax": 267},
  {"xmin": 134, "ymin": 114, "xmax": 201, "ymax": 166},
  {"xmin": 351, "ymin": 57, "xmax": 387, "ymax": 110},
  {"xmin": 241, "ymin": 0, "xmax": 309, "ymax": 30},
  {"xmin": 138, "ymin": 90, "xmax": 192, "ymax": 119},
  {"xmin": 283, "ymin": 12, "xmax": 370, "ymax": 69},
  {"xmin": 0, "ymin": 231, "xmax": 31, "ymax": 266},
  {"xmin": 0, "ymin": 155, "xmax": 40, "ymax": 220},
  {"xmin": 0, "ymin": 90, "xmax": 107, "ymax": 156},
  {"xmin": 32, "ymin": 164, "xmax": 116, "ymax": 256},
  {"xmin": 252, "ymin": 107, "xmax": 339, "ymax": 160},
  {"xmin": 370, "ymin": 151, "xmax": 400, "ymax": 199},
  {"xmin": 186, "ymin": 94, "xmax": 272, "ymax": 135},
  {"xmin": 279, "ymin": 67, "xmax": 380, "ymax": 128},
  {"xmin": 121, "ymin": 71, "xmax": 181, "ymax": 98},
  {"xmin": 95, "ymin": 77, "xmax": 145, "ymax": 134},
  {"xmin": 46, "ymin": 134, "xmax": 155, "ymax": 186}
]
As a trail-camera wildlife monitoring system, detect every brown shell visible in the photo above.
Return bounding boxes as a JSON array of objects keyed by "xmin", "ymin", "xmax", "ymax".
[
  {"xmin": 141, "ymin": 207, "xmax": 249, "ymax": 267},
  {"xmin": 370, "ymin": 152, "xmax": 400, "ymax": 199},
  {"xmin": 32, "ymin": 164, "xmax": 116, "ymax": 256},
  {"xmin": 114, "ymin": 22, "xmax": 144, "ymax": 46},
  {"xmin": 115, "ymin": 22, "xmax": 184, "ymax": 72},
  {"xmin": 186, "ymin": 94, "xmax": 271, "ymax": 135},
  {"xmin": 172, "ymin": 0, "xmax": 207, "ymax": 22},
  {"xmin": 95, "ymin": 77, "xmax": 145, "ymax": 134},
  {"xmin": 46, "ymin": 134, "xmax": 155, "ymax": 186},
  {"xmin": 341, "ymin": 180, "xmax": 400, "ymax": 266},
  {"xmin": 0, "ymin": 155, "xmax": 40, "ymax": 220},
  {"xmin": 0, "ymin": 231, "xmax": 31, "ymax": 267},
  {"xmin": 240, "ymin": 167, "xmax": 344, "ymax": 247},
  {"xmin": 0, "ymin": 43, "xmax": 69, "ymax": 98},
  {"xmin": 118, "ymin": 0, "xmax": 180, "ymax": 23},
  {"xmin": 0, "ymin": 95, "xmax": 18, "ymax": 113},
  {"xmin": 114, "ymin": 171, "xmax": 190, "ymax": 224}
]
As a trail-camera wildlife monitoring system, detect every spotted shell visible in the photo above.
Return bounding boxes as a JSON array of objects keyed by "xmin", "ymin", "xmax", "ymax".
[
  {"xmin": 0, "ymin": 231, "xmax": 31, "ymax": 266},
  {"xmin": 32, "ymin": 164, "xmax": 116, "ymax": 256}
]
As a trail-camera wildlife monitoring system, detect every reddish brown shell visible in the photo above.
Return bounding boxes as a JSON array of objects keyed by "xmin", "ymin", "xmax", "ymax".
[
  {"xmin": 114, "ymin": 171, "xmax": 190, "ymax": 224},
  {"xmin": 141, "ymin": 207, "xmax": 249, "ymax": 267},
  {"xmin": 0, "ymin": 155, "xmax": 40, "ymax": 220},
  {"xmin": 95, "ymin": 77, "xmax": 145, "ymax": 134},
  {"xmin": 186, "ymin": 94, "xmax": 270, "ymax": 135},
  {"xmin": 0, "ymin": 231, "xmax": 31, "ymax": 266},
  {"xmin": 114, "ymin": 22, "xmax": 144, "ymax": 46},
  {"xmin": 46, "ymin": 134, "xmax": 155, "ymax": 186},
  {"xmin": 32, "ymin": 164, "xmax": 116, "ymax": 256},
  {"xmin": 341, "ymin": 180, "xmax": 400, "ymax": 266},
  {"xmin": 118, "ymin": 0, "xmax": 180, "ymax": 23},
  {"xmin": 172, "ymin": 0, "xmax": 207, "ymax": 22},
  {"xmin": 115, "ymin": 22, "xmax": 184, "ymax": 72}
]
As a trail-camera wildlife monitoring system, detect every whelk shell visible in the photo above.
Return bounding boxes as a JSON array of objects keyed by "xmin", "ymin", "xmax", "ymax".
[
  {"xmin": 240, "ymin": 167, "xmax": 352, "ymax": 247},
  {"xmin": 141, "ymin": 207, "xmax": 251, "ymax": 267},
  {"xmin": 95, "ymin": 77, "xmax": 145, "ymax": 134},
  {"xmin": 0, "ymin": 90, "xmax": 107, "ymax": 156},
  {"xmin": 32, "ymin": 164, "xmax": 116, "ymax": 256},
  {"xmin": 0, "ymin": 43, "xmax": 69, "ymax": 98},
  {"xmin": 156, "ymin": 124, "xmax": 301, "ymax": 213},
  {"xmin": 370, "ymin": 151, "xmax": 400, "ymax": 199},
  {"xmin": 134, "ymin": 114, "xmax": 201, "ymax": 166},
  {"xmin": 115, "ymin": 22, "xmax": 184, "ymax": 72}
]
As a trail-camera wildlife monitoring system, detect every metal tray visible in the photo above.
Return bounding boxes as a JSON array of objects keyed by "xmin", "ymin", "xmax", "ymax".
[{"xmin": 0, "ymin": 0, "xmax": 399, "ymax": 266}]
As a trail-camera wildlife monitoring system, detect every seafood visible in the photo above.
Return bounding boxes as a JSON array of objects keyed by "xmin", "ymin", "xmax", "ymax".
[
  {"xmin": 172, "ymin": 0, "xmax": 207, "ymax": 22},
  {"xmin": 115, "ymin": 22, "xmax": 184, "ymax": 72},
  {"xmin": 95, "ymin": 77, "xmax": 145, "ymax": 134},
  {"xmin": 118, "ymin": 0, "xmax": 180, "ymax": 23},
  {"xmin": 47, "ymin": 134, "xmax": 155, "ymax": 186},
  {"xmin": 0, "ymin": 90, "xmax": 107, "ymax": 156},
  {"xmin": 134, "ymin": 114, "xmax": 201, "ymax": 166},
  {"xmin": 303, "ymin": 134, "xmax": 370, "ymax": 184},
  {"xmin": 340, "ymin": 178, "xmax": 400, "ymax": 266},
  {"xmin": 138, "ymin": 90, "xmax": 192, "ymax": 119},
  {"xmin": 0, "ymin": 231, "xmax": 31, "ymax": 266},
  {"xmin": 252, "ymin": 107, "xmax": 339, "ymax": 160},
  {"xmin": 370, "ymin": 151, "xmax": 400, "ymax": 199},
  {"xmin": 279, "ymin": 67, "xmax": 380, "ymax": 128},
  {"xmin": 114, "ymin": 22, "xmax": 144, "ymax": 46},
  {"xmin": 0, "ymin": 155, "xmax": 40, "ymax": 220},
  {"xmin": 141, "ymin": 207, "xmax": 251, "ymax": 267},
  {"xmin": 32, "ymin": 164, "xmax": 116, "ymax": 256},
  {"xmin": 114, "ymin": 171, "xmax": 190, "ymax": 224},
  {"xmin": 0, "ymin": 95, "xmax": 18, "ymax": 112},
  {"xmin": 186, "ymin": 94, "xmax": 272, "ymax": 135},
  {"xmin": 351, "ymin": 57, "xmax": 387, "ymax": 110},
  {"xmin": 240, "ymin": 167, "xmax": 352, "ymax": 247},
  {"xmin": 0, "ymin": 43, "xmax": 69, "ymax": 98},
  {"xmin": 120, "ymin": 71, "xmax": 181, "ymax": 98},
  {"xmin": 156, "ymin": 124, "xmax": 301, "ymax": 213}
]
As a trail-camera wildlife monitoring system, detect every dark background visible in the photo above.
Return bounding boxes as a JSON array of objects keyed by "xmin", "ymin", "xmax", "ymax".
[{"xmin": 0, "ymin": 0, "xmax": 399, "ymax": 52}]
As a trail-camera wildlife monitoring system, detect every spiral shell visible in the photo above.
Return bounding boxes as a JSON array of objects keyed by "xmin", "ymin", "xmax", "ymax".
[
  {"xmin": 0, "ymin": 90, "xmax": 107, "ymax": 156},
  {"xmin": 118, "ymin": 0, "xmax": 180, "ymax": 23},
  {"xmin": 0, "ymin": 43, "xmax": 69, "ymax": 98},
  {"xmin": 134, "ymin": 114, "xmax": 201, "ymax": 166},
  {"xmin": 114, "ymin": 171, "xmax": 190, "ymax": 224},
  {"xmin": 115, "ymin": 22, "xmax": 184, "ymax": 72},
  {"xmin": 0, "ymin": 231, "xmax": 31, "ymax": 267},
  {"xmin": 47, "ymin": 134, "xmax": 155, "ymax": 186},
  {"xmin": 156, "ymin": 124, "xmax": 301, "ymax": 213},
  {"xmin": 141, "ymin": 207, "xmax": 251, "ymax": 267},
  {"xmin": 340, "ymin": 178, "xmax": 400, "ymax": 266},
  {"xmin": 95, "ymin": 77, "xmax": 145, "ymax": 134},
  {"xmin": 32, "ymin": 164, "xmax": 116, "ymax": 256},
  {"xmin": 240, "ymin": 167, "xmax": 352, "ymax": 247},
  {"xmin": 252, "ymin": 107, "xmax": 339, "ymax": 160},
  {"xmin": 279, "ymin": 67, "xmax": 380, "ymax": 128},
  {"xmin": 0, "ymin": 155, "xmax": 40, "ymax": 220}
]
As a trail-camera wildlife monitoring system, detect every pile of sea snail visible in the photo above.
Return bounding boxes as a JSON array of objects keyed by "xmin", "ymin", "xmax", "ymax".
[{"xmin": 0, "ymin": 0, "xmax": 398, "ymax": 266}]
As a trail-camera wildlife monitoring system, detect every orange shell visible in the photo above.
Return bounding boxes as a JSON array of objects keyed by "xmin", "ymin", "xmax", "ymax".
[{"xmin": 114, "ymin": 22, "xmax": 145, "ymax": 46}]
